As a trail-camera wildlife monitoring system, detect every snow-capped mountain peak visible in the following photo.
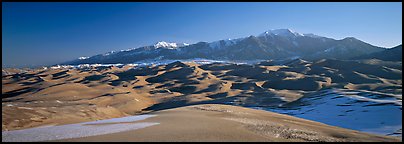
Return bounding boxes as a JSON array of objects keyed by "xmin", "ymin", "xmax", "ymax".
[
  {"xmin": 154, "ymin": 41, "xmax": 178, "ymax": 48},
  {"xmin": 259, "ymin": 29, "xmax": 304, "ymax": 37},
  {"xmin": 153, "ymin": 41, "xmax": 190, "ymax": 49}
]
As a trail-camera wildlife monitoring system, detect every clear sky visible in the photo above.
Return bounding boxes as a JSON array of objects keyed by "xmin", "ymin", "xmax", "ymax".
[{"xmin": 2, "ymin": 2, "xmax": 402, "ymax": 67}]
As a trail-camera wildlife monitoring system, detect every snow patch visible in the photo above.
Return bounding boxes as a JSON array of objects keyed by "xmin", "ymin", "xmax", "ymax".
[
  {"xmin": 78, "ymin": 57, "xmax": 89, "ymax": 60},
  {"xmin": 250, "ymin": 89, "xmax": 402, "ymax": 137},
  {"xmin": 2, "ymin": 114, "xmax": 158, "ymax": 142}
]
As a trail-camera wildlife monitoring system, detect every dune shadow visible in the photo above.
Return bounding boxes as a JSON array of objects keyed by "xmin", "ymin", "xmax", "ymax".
[
  {"xmin": 146, "ymin": 67, "xmax": 195, "ymax": 84},
  {"xmin": 77, "ymin": 75, "xmax": 106, "ymax": 84},
  {"xmin": 224, "ymin": 65, "xmax": 270, "ymax": 80},
  {"xmin": 142, "ymin": 91, "xmax": 287, "ymax": 112},
  {"xmin": 133, "ymin": 85, "xmax": 144, "ymax": 89},
  {"xmin": 230, "ymin": 82, "xmax": 264, "ymax": 91},
  {"xmin": 207, "ymin": 92, "xmax": 228, "ymax": 99},
  {"xmin": 51, "ymin": 70, "xmax": 70, "ymax": 80},
  {"xmin": 9, "ymin": 73, "xmax": 37, "ymax": 81},
  {"xmin": 2, "ymin": 87, "xmax": 36, "ymax": 100},
  {"xmin": 193, "ymin": 84, "xmax": 221, "ymax": 94},
  {"xmin": 168, "ymin": 85, "xmax": 197, "ymax": 94},
  {"xmin": 19, "ymin": 77, "xmax": 44, "ymax": 86},
  {"xmin": 109, "ymin": 67, "xmax": 159, "ymax": 86},
  {"xmin": 155, "ymin": 83, "xmax": 175, "ymax": 89}
]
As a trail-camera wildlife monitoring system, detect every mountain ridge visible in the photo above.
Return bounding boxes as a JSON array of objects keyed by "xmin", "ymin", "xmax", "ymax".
[
  {"xmin": 353, "ymin": 44, "xmax": 402, "ymax": 61},
  {"xmin": 61, "ymin": 29, "xmax": 390, "ymax": 65}
]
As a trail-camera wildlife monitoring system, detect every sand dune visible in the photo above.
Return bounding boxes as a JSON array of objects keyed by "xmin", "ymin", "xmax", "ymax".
[{"xmin": 2, "ymin": 59, "xmax": 402, "ymax": 141}]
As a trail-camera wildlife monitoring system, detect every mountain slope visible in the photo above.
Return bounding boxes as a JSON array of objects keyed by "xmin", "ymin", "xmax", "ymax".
[{"xmin": 354, "ymin": 45, "xmax": 402, "ymax": 61}]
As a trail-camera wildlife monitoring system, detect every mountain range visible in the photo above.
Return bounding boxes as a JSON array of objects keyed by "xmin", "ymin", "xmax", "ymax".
[{"xmin": 61, "ymin": 29, "xmax": 401, "ymax": 65}]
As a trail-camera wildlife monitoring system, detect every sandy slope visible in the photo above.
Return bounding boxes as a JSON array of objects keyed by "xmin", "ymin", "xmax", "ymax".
[{"xmin": 59, "ymin": 104, "xmax": 399, "ymax": 142}]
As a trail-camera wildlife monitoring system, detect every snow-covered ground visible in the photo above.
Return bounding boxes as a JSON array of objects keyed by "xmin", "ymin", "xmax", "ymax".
[
  {"xmin": 2, "ymin": 114, "xmax": 158, "ymax": 142},
  {"xmin": 250, "ymin": 89, "xmax": 402, "ymax": 137}
]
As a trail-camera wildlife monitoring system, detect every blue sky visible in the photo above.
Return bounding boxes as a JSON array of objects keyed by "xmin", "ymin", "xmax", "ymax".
[{"xmin": 2, "ymin": 2, "xmax": 402, "ymax": 67}]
